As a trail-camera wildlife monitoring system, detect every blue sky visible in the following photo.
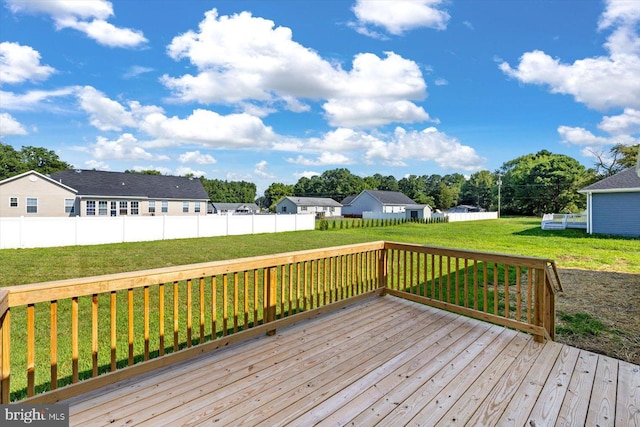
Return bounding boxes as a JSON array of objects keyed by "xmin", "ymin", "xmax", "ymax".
[{"xmin": 1, "ymin": 0, "xmax": 639, "ymax": 195}]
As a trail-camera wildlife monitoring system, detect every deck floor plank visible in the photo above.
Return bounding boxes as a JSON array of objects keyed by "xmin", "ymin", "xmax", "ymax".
[
  {"xmin": 586, "ymin": 355, "xmax": 619, "ymax": 427},
  {"xmin": 58, "ymin": 295, "xmax": 639, "ymax": 427}
]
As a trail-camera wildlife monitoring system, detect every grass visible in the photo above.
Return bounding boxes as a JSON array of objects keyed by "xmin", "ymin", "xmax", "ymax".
[
  {"xmin": 1, "ymin": 216, "xmax": 638, "ymax": 400},
  {"xmin": 1, "ymin": 217, "xmax": 638, "ymax": 288}
]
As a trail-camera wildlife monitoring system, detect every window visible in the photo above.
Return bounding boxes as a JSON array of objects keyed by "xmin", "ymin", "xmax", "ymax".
[
  {"xmin": 65, "ymin": 199, "xmax": 75, "ymax": 214},
  {"xmin": 26, "ymin": 198, "xmax": 37, "ymax": 214},
  {"xmin": 10, "ymin": 197, "xmax": 18, "ymax": 208},
  {"xmin": 98, "ymin": 201, "xmax": 108, "ymax": 216},
  {"xmin": 86, "ymin": 200, "xmax": 96, "ymax": 216},
  {"xmin": 148, "ymin": 201, "xmax": 156, "ymax": 214},
  {"xmin": 182, "ymin": 201, "xmax": 189, "ymax": 213},
  {"xmin": 131, "ymin": 201, "xmax": 139, "ymax": 215},
  {"xmin": 110, "ymin": 201, "xmax": 117, "ymax": 217},
  {"xmin": 119, "ymin": 201, "xmax": 128, "ymax": 215},
  {"xmin": 301, "ymin": 206, "xmax": 307, "ymax": 211},
  {"xmin": 161, "ymin": 200, "xmax": 168, "ymax": 213},
  {"xmin": 194, "ymin": 201, "xmax": 201, "ymax": 213}
]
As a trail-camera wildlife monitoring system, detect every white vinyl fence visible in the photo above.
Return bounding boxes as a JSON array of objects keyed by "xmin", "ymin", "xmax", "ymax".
[
  {"xmin": 0, "ymin": 214, "xmax": 316, "ymax": 249},
  {"xmin": 431, "ymin": 212, "xmax": 498, "ymax": 222}
]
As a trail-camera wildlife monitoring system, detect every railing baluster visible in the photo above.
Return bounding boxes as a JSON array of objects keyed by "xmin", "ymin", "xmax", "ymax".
[
  {"xmin": 143, "ymin": 287, "xmax": 149, "ymax": 361},
  {"xmin": 504, "ymin": 265, "xmax": 510, "ymax": 319},
  {"xmin": 233, "ymin": 272, "xmax": 239, "ymax": 333},
  {"xmin": 1, "ymin": 307, "xmax": 11, "ymax": 404},
  {"xmin": 200, "ymin": 278, "xmax": 205, "ymax": 343},
  {"xmin": 288, "ymin": 264, "xmax": 293, "ymax": 316},
  {"xmin": 159, "ymin": 284, "xmax": 164, "ymax": 356},
  {"xmin": 27, "ymin": 303, "xmax": 35, "ymax": 396},
  {"xmin": 72, "ymin": 296, "xmax": 79, "ymax": 381},
  {"xmin": 244, "ymin": 271, "xmax": 250, "ymax": 328},
  {"xmin": 222, "ymin": 275, "xmax": 228, "ymax": 336},
  {"xmin": 173, "ymin": 281, "xmax": 179, "ymax": 352},
  {"xmin": 127, "ymin": 290, "xmax": 133, "ymax": 366},
  {"xmin": 483, "ymin": 263, "xmax": 488, "ymax": 313},
  {"xmin": 50, "ymin": 301, "xmax": 57, "ymax": 389},
  {"xmin": 186, "ymin": 279, "xmax": 192, "ymax": 347},
  {"xmin": 253, "ymin": 270, "xmax": 259, "ymax": 325},
  {"xmin": 516, "ymin": 266, "xmax": 522, "ymax": 322},
  {"xmin": 110, "ymin": 292, "xmax": 116, "ymax": 370},
  {"xmin": 455, "ymin": 258, "xmax": 460, "ymax": 306},
  {"xmin": 211, "ymin": 277, "xmax": 217, "ymax": 339},
  {"xmin": 493, "ymin": 263, "xmax": 499, "ymax": 316},
  {"xmin": 92, "ymin": 294, "xmax": 99, "ymax": 374}
]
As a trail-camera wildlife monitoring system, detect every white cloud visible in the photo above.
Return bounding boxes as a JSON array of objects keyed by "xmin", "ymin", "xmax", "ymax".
[
  {"xmin": 500, "ymin": 1, "xmax": 640, "ymax": 111},
  {"xmin": 174, "ymin": 166, "xmax": 207, "ymax": 177},
  {"xmin": 351, "ymin": 0, "xmax": 450, "ymax": 35},
  {"xmin": 84, "ymin": 159, "xmax": 110, "ymax": 170},
  {"xmin": 123, "ymin": 66, "xmax": 154, "ymax": 79},
  {"xmin": 294, "ymin": 170, "xmax": 321, "ymax": 180},
  {"xmin": 558, "ymin": 125, "xmax": 639, "ymax": 147},
  {"xmin": 77, "ymin": 86, "xmax": 136, "ymax": 131},
  {"xmin": 0, "ymin": 42, "xmax": 55, "ymax": 84},
  {"xmin": 131, "ymin": 165, "xmax": 173, "ymax": 175},
  {"xmin": 434, "ymin": 78, "xmax": 448, "ymax": 86},
  {"xmin": 162, "ymin": 9, "xmax": 429, "ymax": 129},
  {"xmin": 598, "ymin": 108, "xmax": 640, "ymax": 135},
  {"xmin": 5, "ymin": 0, "xmax": 146, "ymax": 48},
  {"xmin": 0, "ymin": 87, "xmax": 77, "ymax": 111},
  {"xmin": 363, "ymin": 127, "xmax": 484, "ymax": 170},
  {"xmin": 0, "ymin": 112, "xmax": 27, "ymax": 136},
  {"xmin": 139, "ymin": 109, "xmax": 275, "ymax": 149},
  {"xmin": 178, "ymin": 150, "xmax": 217, "ymax": 165},
  {"xmin": 254, "ymin": 160, "xmax": 275, "ymax": 179},
  {"xmin": 285, "ymin": 152, "xmax": 353, "ymax": 166},
  {"xmin": 84, "ymin": 133, "xmax": 169, "ymax": 161}
]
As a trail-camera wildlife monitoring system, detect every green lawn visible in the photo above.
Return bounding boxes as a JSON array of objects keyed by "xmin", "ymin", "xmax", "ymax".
[{"xmin": 1, "ymin": 217, "xmax": 638, "ymax": 288}]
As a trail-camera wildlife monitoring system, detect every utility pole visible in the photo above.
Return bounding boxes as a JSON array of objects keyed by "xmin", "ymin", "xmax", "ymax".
[{"xmin": 497, "ymin": 173, "xmax": 502, "ymax": 218}]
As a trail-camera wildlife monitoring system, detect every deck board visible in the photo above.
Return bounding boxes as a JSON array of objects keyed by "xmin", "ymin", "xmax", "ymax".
[{"xmin": 62, "ymin": 295, "xmax": 640, "ymax": 426}]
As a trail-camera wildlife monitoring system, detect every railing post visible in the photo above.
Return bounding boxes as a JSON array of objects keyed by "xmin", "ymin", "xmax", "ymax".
[
  {"xmin": 266, "ymin": 267, "xmax": 277, "ymax": 336},
  {"xmin": 0, "ymin": 288, "xmax": 10, "ymax": 403},
  {"xmin": 378, "ymin": 247, "xmax": 388, "ymax": 291},
  {"xmin": 534, "ymin": 268, "xmax": 546, "ymax": 342}
]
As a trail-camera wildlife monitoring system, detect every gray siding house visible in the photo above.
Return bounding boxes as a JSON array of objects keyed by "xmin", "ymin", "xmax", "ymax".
[
  {"xmin": 276, "ymin": 196, "xmax": 342, "ymax": 217},
  {"xmin": 579, "ymin": 167, "xmax": 640, "ymax": 237},
  {"xmin": 209, "ymin": 202, "xmax": 260, "ymax": 214},
  {"xmin": 341, "ymin": 190, "xmax": 431, "ymax": 219}
]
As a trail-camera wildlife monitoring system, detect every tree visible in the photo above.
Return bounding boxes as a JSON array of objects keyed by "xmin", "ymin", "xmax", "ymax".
[
  {"xmin": 499, "ymin": 150, "xmax": 593, "ymax": 215},
  {"xmin": 200, "ymin": 178, "xmax": 256, "ymax": 203},
  {"xmin": 0, "ymin": 144, "xmax": 71, "ymax": 180},
  {"xmin": 0, "ymin": 143, "xmax": 22, "ymax": 180},
  {"xmin": 460, "ymin": 170, "xmax": 495, "ymax": 209},
  {"xmin": 125, "ymin": 169, "xmax": 162, "ymax": 175},
  {"xmin": 264, "ymin": 182, "xmax": 294, "ymax": 212},
  {"xmin": 398, "ymin": 175, "xmax": 428, "ymax": 203},
  {"xmin": 591, "ymin": 143, "xmax": 639, "ymax": 176}
]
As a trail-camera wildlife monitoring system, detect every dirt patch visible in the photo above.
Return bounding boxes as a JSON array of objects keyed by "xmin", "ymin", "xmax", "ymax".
[{"xmin": 555, "ymin": 268, "xmax": 640, "ymax": 365}]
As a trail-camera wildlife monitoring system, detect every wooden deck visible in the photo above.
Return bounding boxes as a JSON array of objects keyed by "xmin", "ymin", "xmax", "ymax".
[{"xmin": 64, "ymin": 296, "xmax": 639, "ymax": 426}]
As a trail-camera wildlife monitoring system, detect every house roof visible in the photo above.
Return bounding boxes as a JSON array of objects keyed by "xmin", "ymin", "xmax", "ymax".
[
  {"xmin": 362, "ymin": 190, "xmax": 416, "ymax": 205},
  {"xmin": 340, "ymin": 195, "xmax": 357, "ymax": 206},
  {"xmin": 49, "ymin": 169, "xmax": 209, "ymax": 200},
  {"xmin": 211, "ymin": 202, "xmax": 260, "ymax": 211},
  {"xmin": 579, "ymin": 167, "xmax": 640, "ymax": 193},
  {"xmin": 281, "ymin": 196, "xmax": 342, "ymax": 207},
  {"xmin": 0, "ymin": 170, "xmax": 77, "ymax": 193}
]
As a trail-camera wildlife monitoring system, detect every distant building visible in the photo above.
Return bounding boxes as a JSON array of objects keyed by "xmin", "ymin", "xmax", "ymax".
[
  {"xmin": 0, "ymin": 169, "xmax": 210, "ymax": 217},
  {"xmin": 276, "ymin": 196, "xmax": 342, "ymax": 217},
  {"xmin": 341, "ymin": 190, "xmax": 431, "ymax": 219},
  {"xmin": 579, "ymin": 167, "xmax": 640, "ymax": 237},
  {"xmin": 210, "ymin": 202, "xmax": 260, "ymax": 215},
  {"xmin": 447, "ymin": 205, "xmax": 485, "ymax": 213}
]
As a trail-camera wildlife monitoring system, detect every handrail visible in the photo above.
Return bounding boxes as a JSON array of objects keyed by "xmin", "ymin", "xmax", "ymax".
[{"xmin": 0, "ymin": 241, "xmax": 560, "ymax": 404}]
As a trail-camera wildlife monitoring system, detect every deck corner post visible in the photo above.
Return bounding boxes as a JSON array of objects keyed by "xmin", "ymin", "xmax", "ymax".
[
  {"xmin": 533, "ymin": 268, "xmax": 546, "ymax": 343},
  {"xmin": 266, "ymin": 267, "xmax": 277, "ymax": 336},
  {"xmin": 0, "ymin": 291, "xmax": 11, "ymax": 403}
]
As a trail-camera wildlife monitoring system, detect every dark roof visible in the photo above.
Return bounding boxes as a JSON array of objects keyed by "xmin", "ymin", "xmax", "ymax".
[
  {"xmin": 340, "ymin": 195, "xmax": 357, "ymax": 206},
  {"xmin": 579, "ymin": 167, "xmax": 640, "ymax": 193},
  {"xmin": 282, "ymin": 196, "xmax": 342, "ymax": 207},
  {"xmin": 364, "ymin": 190, "xmax": 416, "ymax": 205},
  {"xmin": 211, "ymin": 202, "xmax": 260, "ymax": 211},
  {"xmin": 49, "ymin": 170, "xmax": 209, "ymax": 200}
]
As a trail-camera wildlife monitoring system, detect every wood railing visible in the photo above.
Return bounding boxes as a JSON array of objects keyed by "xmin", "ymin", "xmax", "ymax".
[{"xmin": 0, "ymin": 241, "xmax": 560, "ymax": 404}]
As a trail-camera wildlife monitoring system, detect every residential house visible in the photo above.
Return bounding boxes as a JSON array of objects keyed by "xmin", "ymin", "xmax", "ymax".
[
  {"xmin": 448, "ymin": 205, "xmax": 486, "ymax": 213},
  {"xmin": 276, "ymin": 196, "xmax": 342, "ymax": 217},
  {"xmin": 0, "ymin": 170, "xmax": 78, "ymax": 217},
  {"xmin": 210, "ymin": 202, "xmax": 260, "ymax": 215},
  {"xmin": 578, "ymin": 166, "xmax": 640, "ymax": 237},
  {"xmin": 1, "ymin": 169, "xmax": 210, "ymax": 217},
  {"xmin": 341, "ymin": 190, "xmax": 431, "ymax": 219}
]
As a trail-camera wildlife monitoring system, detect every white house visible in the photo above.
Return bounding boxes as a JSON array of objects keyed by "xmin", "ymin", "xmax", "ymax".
[
  {"xmin": 275, "ymin": 196, "xmax": 342, "ymax": 217},
  {"xmin": 341, "ymin": 190, "xmax": 431, "ymax": 220}
]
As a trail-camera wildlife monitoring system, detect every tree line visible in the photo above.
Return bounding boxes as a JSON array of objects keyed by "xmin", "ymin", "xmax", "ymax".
[{"xmin": 2, "ymin": 142, "xmax": 637, "ymax": 216}]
